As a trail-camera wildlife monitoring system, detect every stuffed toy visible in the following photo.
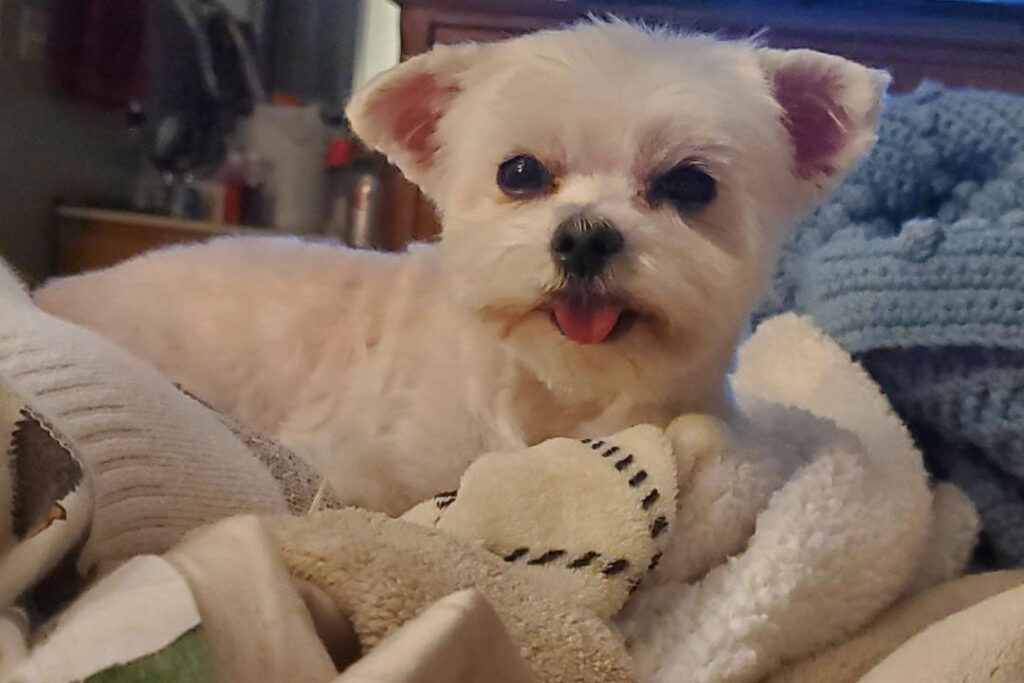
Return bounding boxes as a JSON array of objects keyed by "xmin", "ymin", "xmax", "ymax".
[{"xmin": 401, "ymin": 423, "xmax": 680, "ymax": 620}]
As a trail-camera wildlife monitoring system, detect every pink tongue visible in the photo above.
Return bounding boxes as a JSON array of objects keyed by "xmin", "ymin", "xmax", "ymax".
[{"xmin": 553, "ymin": 302, "xmax": 623, "ymax": 345}]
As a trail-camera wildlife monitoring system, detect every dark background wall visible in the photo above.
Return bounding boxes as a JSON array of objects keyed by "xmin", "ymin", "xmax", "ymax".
[
  {"xmin": 0, "ymin": 0, "xmax": 380, "ymax": 284},
  {"xmin": 0, "ymin": 0, "xmax": 136, "ymax": 284}
]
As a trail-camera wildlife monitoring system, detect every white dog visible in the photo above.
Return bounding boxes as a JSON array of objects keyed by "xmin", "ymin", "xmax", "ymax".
[{"xmin": 37, "ymin": 21, "xmax": 889, "ymax": 515}]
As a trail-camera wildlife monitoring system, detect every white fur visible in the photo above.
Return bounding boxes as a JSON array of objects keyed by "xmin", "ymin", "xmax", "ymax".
[{"xmin": 36, "ymin": 22, "xmax": 887, "ymax": 515}]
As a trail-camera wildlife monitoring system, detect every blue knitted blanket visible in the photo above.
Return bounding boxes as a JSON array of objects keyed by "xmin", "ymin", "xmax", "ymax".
[{"xmin": 753, "ymin": 82, "xmax": 1024, "ymax": 568}]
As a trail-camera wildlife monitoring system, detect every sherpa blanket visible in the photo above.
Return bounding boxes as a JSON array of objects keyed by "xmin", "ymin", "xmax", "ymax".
[{"xmin": 754, "ymin": 83, "xmax": 1024, "ymax": 568}]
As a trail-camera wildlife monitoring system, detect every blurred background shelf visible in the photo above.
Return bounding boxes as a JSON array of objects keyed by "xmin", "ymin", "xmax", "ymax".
[{"xmin": 53, "ymin": 205, "xmax": 264, "ymax": 275}]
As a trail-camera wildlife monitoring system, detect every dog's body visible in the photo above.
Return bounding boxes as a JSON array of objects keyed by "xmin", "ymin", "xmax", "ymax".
[
  {"xmin": 38, "ymin": 236, "xmax": 686, "ymax": 512},
  {"xmin": 38, "ymin": 22, "xmax": 888, "ymax": 516}
]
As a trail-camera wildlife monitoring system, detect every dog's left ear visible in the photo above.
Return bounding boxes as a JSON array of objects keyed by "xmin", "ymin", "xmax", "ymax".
[
  {"xmin": 346, "ymin": 43, "xmax": 483, "ymax": 193},
  {"xmin": 758, "ymin": 48, "xmax": 890, "ymax": 185}
]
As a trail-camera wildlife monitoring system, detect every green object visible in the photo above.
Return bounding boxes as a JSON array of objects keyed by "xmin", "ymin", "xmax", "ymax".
[{"xmin": 87, "ymin": 627, "xmax": 212, "ymax": 683}]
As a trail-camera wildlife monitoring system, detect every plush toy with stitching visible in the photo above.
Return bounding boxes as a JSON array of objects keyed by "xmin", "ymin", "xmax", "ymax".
[{"xmin": 403, "ymin": 424, "xmax": 680, "ymax": 619}]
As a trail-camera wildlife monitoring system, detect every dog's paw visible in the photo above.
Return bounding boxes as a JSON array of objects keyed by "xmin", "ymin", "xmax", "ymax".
[{"xmin": 665, "ymin": 414, "xmax": 729, "ymax": 488}]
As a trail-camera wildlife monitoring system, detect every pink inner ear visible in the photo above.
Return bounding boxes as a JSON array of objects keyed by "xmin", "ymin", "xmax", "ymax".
[
  {"xmin": 773, "ymin": 65, "xmax": 848, "ymax": 179},
  {"xmin": 371, "ymin": 72, "xmax": 459, "ymax": 168}
]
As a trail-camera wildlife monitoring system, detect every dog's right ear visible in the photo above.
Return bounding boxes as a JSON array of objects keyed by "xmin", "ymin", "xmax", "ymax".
[
  {"xmin": 346, "ymin": 43, "xmax": 482, "ymax": 191},
  {"xmin": 757, "ymin": 48, "xmax": 889, "ymax": 188}
]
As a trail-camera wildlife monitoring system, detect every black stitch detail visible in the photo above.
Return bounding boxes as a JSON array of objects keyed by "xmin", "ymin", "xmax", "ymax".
[
  {"xmin": 628, "ymin": 470, "xmax": 648, "ymax": 486},
  {"xmin": 581, "ymin": 438, "xmax": 592, "ymax": 444},
  {"xmin": 434, "ymin": 490, "xmax": 457, "ymax": 510},
  {"xmin": 568, "ymin": 551, "xmax": 600, "ymax": 569},
  {"xmin": 528, "ymin": 549, "xmax": 566, "ymax": 565},
  {"xmin": 642, "ymin": 489, "xmax": 660, "ymax": 509},
  {"xmin": 602, "ymin": 446, "xmax": 620, "ymax": 458},
  {"xmin": 648, "ymin": 552, "xmax": 663, "ymax": 571},
  {"xmin": 602, "ymin": 559, "xmax": 630, "ymax": 576},
  {"xmin": 628, "ymin": 576, "xmax": 643, "ymax": 594},
  {"xmin": 650, "ymin": 516, "xmax": 668, "ymax": 538},
  {"xmin": 504, "ymin": 547, "xmax": 529, "ymax": 562},
  {"xmin": 590, "ymin": 440, "xmax": 606, "ymax": 450},
  {"xmin": 614, "ymin": 454, "xmax": 634, "ymax": 471}
]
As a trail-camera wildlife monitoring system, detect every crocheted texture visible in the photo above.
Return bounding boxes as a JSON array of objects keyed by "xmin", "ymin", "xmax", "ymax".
[{"xmin": 753, "ymin": 83, "xmax": 1024, "ymax": 568}]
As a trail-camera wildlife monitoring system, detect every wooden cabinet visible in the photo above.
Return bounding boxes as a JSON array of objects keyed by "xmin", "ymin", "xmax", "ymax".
[
  {"xmin": 53, "ymin": 206, "xmax": 256, "ymax": 275},
  {"xmin": 384, "ymin": 0, "xmax": 1024, "ymax": 247}
]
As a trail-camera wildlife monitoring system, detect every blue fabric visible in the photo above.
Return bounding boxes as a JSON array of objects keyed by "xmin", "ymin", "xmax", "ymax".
[{"xmin": 753, "ymin": 83, "xmax": 1024, "ymax": 568}]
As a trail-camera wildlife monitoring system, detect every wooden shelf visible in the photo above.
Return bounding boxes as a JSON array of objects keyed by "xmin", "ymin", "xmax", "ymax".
[
  {"xmin": 55, "ymin": 206, "xmax": 266, "ymax": 236},
  {"xmin": 52, "ymin": 206, "xmax": 265, "ymax": 275}
]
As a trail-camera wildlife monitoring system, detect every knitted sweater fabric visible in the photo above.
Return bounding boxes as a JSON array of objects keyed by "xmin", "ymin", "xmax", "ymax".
[{"xmin": 753, "ymin": 83, "xmax": 1024, "ymax": 568}]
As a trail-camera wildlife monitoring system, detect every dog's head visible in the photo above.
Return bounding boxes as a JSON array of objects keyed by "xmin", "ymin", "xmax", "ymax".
[{"xmin": 347, "ymin": 22, "xmax": 887, "ymax": 406}]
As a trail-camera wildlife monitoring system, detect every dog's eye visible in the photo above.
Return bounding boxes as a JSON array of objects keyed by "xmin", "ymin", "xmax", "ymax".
[
  {"xmin": 497, "ymin": 155, "xmax": 551, "ymax": 197},
  {"xmin": 648, "ymin": 164, "xmax": 717, "ymax": 212}
]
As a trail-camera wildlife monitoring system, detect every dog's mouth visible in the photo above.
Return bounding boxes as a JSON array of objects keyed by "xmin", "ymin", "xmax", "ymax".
[{"xmin": 546, "ymin": 292, "xmax": 639, "ymax": 345}]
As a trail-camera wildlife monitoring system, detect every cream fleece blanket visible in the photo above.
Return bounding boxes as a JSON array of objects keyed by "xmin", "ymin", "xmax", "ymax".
[
  {"xmin": 770, "ymin": 570, "xmax": 1024, "ymax": 683},
  {"xmin": 268, "ymin": 510, "xmax": 635, "ymax": 682}
]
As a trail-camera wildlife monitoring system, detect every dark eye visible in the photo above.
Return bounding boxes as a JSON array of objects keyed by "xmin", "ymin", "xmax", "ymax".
[
  {"xmin": 497, "ymin": 155, "xmax": 551, "ymax": 197},
  {"xmin": 648, "ymin": 163, "xmax": 717, "ymax": 212}
]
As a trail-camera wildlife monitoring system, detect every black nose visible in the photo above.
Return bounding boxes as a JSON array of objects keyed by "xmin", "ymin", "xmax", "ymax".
[{"xmin": 550, "ymin": 217, "xmax": 624, "ymax": 279}]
